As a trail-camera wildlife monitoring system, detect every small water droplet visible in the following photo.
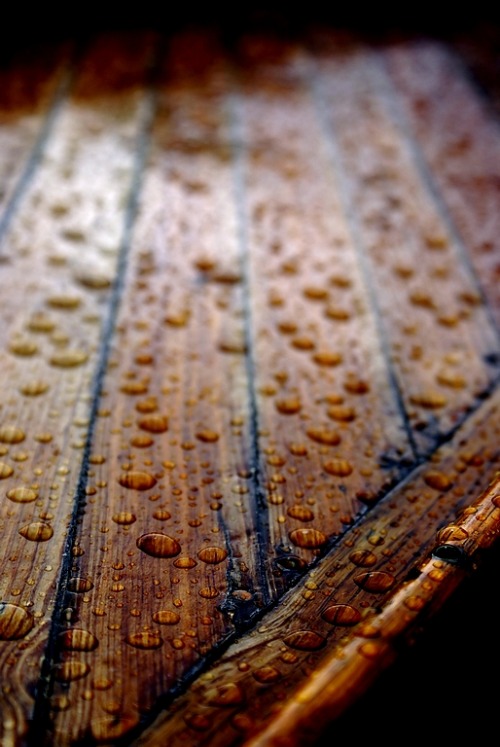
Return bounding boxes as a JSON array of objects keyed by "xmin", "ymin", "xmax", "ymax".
[
  {"xmin": 49, "ymin": 350, "xmax": 88, "ymax": 368},
  {"xmin": 283, "ymin": 630, "xmax": 326, "ymax": 650},
  {"xmin": 410, "ymin": 391, "xmax": 447, "ymax": 409},
  {"xmin": 59, "ymin": 628, "xmax": 98, "ymax": 652},
  {"xmin": 436, "ymin": 525, "xmax": 469, "ymax": 543},
  {"xmin": 288, "ymin": 443, "xmax": 308, "ymax": 456},
  {"xmin": 423, "ymin": 470, "xmax": 452, "ymax": 491},
  {"xmin": 67, "ymin": 577, "xmax": 94, "ymax": 593},
  {"xmin": 7, "ymin": 486, "xmax": 38, "ymax": 503},
  {"xmin": 47, "ymin": 293, "xmax": 82, "ymax": 309},
  {"xmin": 199, "ymin": 587, "xmax": 219, "ymax": 598},
  {"xmin": 327, "ymin": 405, "xmax": 356, "ymax": 422},
  {"xmin": 275, "ymin": 397, "xmax": 302, "ymax": 415},
  {"xmin": 20, "ymin": 380, "xmax": 49, "ymax": 397},
  {"xmin": 349, "ymin": 550, "xmax": 377, "ymax": 567},
  {"xmin": 153, "ymin": 509, "xmax": 171, "ymax": 521},
  {"xmin": 287, "ymin": 505, "xmax": 314, "ymax": 522},
  {"xmin": 253, "ymin": 666, "xmax": 281, "ymax": 683},
  {"xmin": 136, "ymin": 533, "xmax": 181, "ymax": 558},
  {"xmin": 9, "ymin": 338, "xmax": 38, "ymax": 356},
  {"xmin": 197, "ymin": 546, "xmax": 228, "ymax": 564},
  {"xmin": 312, "ymin": 351, "xmax": 342, "ymax": 367},
  {"xmin": 0, "ymin": 463, "xmax": 14, "ymax": 479},
  {"xmin": 111, "ymin": 512, "xmax": 137, "ymax": 525},
  {"xmin": 207, "ymin": 682, "xmax": 245, "ymax": 706},
  {"xmin": 130, "ymin": 434, "xmax": 154, "ymax": 448},
  {"xmin": 195, "ymin": 429, "xmax": 219, "ymax": 443},
  {"xmin": 19, "ymin": 522, "xmax": 53, "ymax": 542},
  {"xmin": 354, "ymin": 571, "xmax": 395, "ymax": 593},
  {"xmin": 0, "ymin": 602, "xmax": 34, "ymax": 639},
  {"xmin": 289, "ymin": 527, "xmax": 328, "ymax": 549},
  {"xmin": 173, "ymin": 557, "xmax": 197, "ymax": 569},
  {"xmin": 118, "ymin": 471, "xmax": 157, "ymax": 490},
  {"xmin": 321, "ymin": 604, "xmax": 361, "ymax": 626},
  {"xmin": 306, "ymin": 427, "xmax": 341, "ymax": 446},
  {"xmin": 125, "ymin": 631, "xmax": 163, "ymax": 649},
  {"xmin": 152, "ymin": 610, "xmax": 180, "ymax": 625}
]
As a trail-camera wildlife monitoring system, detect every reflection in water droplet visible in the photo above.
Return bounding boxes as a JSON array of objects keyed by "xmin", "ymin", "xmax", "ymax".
[
  {"xmin": 7, "ymin": 486, "xmax": 38, "ymax": 503},
  {"xmin": 0, "ymin": 463, "xmax": 14, "ymax": 479},
  {"xmin": 197, "ymin": 546, "xmax": 228, "ymax": 565},
  {"xmin": 253, "ymin": 665, "xmax": 281, "ymax": 683},
  {"xmin": 321, "ymin": 604, "xmax": 361, "ymax": 626},
  {"xmin": 283, "ymin": 630, "xmax": 326, "ymax": 650},
  {"xmin": 54, "ymin": 661, "xmax": 90, "ymax": 682},
  {"xmin": 49, "ymin": 350, "xmax": 88, "ymax": 368},
  {"xmin": 354, "ymin": 571, "xmax": 396, "ymax": 593},
  {"xmin": 125, "ymin": 631, "xmax": 163, "ymax": 649},
  {"xmin": 289, "ymin": 527, "xmax": 328, "ymax": 549},
  {"xmin": 19, "ymin": 522, "xmax": 53, "ymax": 542},
  {"xmin": 152, "ymin": 610, "xmax": 181, "ymax": 625},
  {"xmin": 0, "ymin": 602, "xmax": 34, "ymax": 639},
  {"xmin": 0, "ymin": 425, "xmax": 25, "ymax": 444},
  {"xmin": 136, "ymin": 533, "xmax": 181, "ymax": 558},
  {"xmin": 67, "ymin": 577, "xmax": 94, "ymax": 593},
  {"xmin": 137, "ymin": 415, "xmax": 169, "ymax": 433},
  {"xmin": 118, "ymin": 471, "xmax": 157, "ymax": 491},
  {"xmin": 59, "ymin": 628, "xmax": 99, "ymax": 651}
]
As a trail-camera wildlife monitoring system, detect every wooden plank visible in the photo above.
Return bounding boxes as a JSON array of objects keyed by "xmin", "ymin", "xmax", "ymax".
[{"xmin": 0, "ymin": 32, "xmax": 156, "ymax": 744}]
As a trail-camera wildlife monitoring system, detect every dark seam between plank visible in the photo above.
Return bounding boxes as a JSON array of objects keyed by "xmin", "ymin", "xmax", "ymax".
[{"xmin": 25, "ymin": 38, "xmax": 163, "ymax": 747}]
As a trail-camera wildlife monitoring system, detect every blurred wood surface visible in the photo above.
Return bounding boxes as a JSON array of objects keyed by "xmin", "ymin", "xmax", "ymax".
[{"xmin": 0, "ymin": 17, "xmax": 499, "ymax": 747}]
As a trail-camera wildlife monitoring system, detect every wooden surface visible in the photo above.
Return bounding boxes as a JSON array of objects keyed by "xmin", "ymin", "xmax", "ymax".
[{"xmin": 0, "ymin": 19, "xmax": 499, "ymax": 746}]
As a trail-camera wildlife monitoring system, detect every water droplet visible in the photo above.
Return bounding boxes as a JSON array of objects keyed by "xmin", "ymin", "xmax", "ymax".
[
  {"xmin": 136, "ymin": 533, "xmax": 181, "ymax": 558},
  {"xmin": 344, "ymin": 376, "xmax": 369, "ymax": 395},
  {"xmin": 118, "ymin": 471, "xmax": 157, "ymax": 490},
  {"xmin": 173, "ymin": 557, "xmax": 197, "ymax": 569},
  {"xmin": 199, "ymin": 587, "xmax": 219, "ymax": 599},
  {"xmin": 0, "ymin": 602, "xmax": 34, "ymax": 639},
  {"xmin": 354, "ymin": 571, "xmax": 396, "ymax": 593},
  {"xmin": 423, "ymin": 470, "xmax": 452, "ymax": 491},
  {"xmin": 436, "ymin": 370, "xmax": 466, "ymax": 389},
  {"xmin": 323, "ymin": 458, "xmax": 353, "ymax": 477},
  {"xmin": 283, "ymin": 630, "xmax": 326, "ymax": 650},
  {"xmin": 112, "ymin": 512, "xmax": 137, "ymax": 525},
  {"xmin": 9, "ymin": 338, "xmax": 38, "ymax": 356},
  {"xmin": 253, "ymin": 666, "xmax": 281, "ymax": 683},
  {"xmin": 275, "ymin": 397, "xmax": 302, "ymax": 415},
  {"xmin": 0, "ymin": 425, "xmax": 25, "ymax": 444},
  {"xmin": 321, "ymin": 604, "xmax": 361, "ymax": 626},
  {"xmin": 306, "ymin": 427, "xmax": 341, "ymax": 446},
  {"xmin": 47, "ymin": 294, "xmax": 82, "ymax": 309},
  {"xmin": 327, "ymin": 405, "xmax": 356, "ymax": 422},
  {"xmin": 289, "ymin": 527, "xmax": 328, "ymax": 549},
  {"xmin": 54, "ymin": 661, "xmax": 90, "ymax": 682},
  {"xmin": 436, "ymin": 525, "xmax": 469, "ymax": 543},
  {"xmin": 410, "ymin": 391, "xmax": 447, "ymax": 409},
  {"xmin": 312, "ymin": 351, "xmax": 342, "ymax": 367},
  {"xmin": 67, "ymin": 577, "xmax": 94, "ymax": 593},
  {"xmin": 130, "ymin": 434, "xmax": 154, "ymax": 448},
  {"xmin": 287, "ymin": 505, "xmax": 314, "ymax": 522},
  {"xmin": 349, "ymin": 550, "xmax": 377, "ymax": 567},
  {"xmin": 137, "ymin": 414, "xmax": 168, "ymax": 433},
  {"xmin": 288, "ymin": 443, "xmax": 308, "ymax": 456},
  {"xmin": 125, "ymin": 631, "xmax": 163, "ymax": 649},
  {"xmin": 91, "ymin": 715, "xmax": 139, "ymax": 742},
  {"xmin": 152, "ymin": 610, "xmax": 180, "ymax": 625},
  {"xmin": 197, "ymin": 546, "xmax": 228, "ymax": 565},
  {"xmin": 153, "ymin": 509, "xmax": 171, "ymax": 521},
  {"xmin": 20, "ymin": 380, "xmax": 49, "ymax": 397},
  {"xmin": 49, "ymin": 350, "xmax": 88, "ymax": 368},
  {"xmin": 59, "ymin": 628, "xmax": 98, "ymax": 651},
  {"xmin": 7, "ymin": 486, "xmax": 38, "ymax": 503},
  {"xmin": 195, "ymin": 429, "xmax": 219, "ymax": 443},
  {"xmin": 207, "ymin": 682, "xmax": 245, "ymax": 706},
  {"xmin": 19, "ymin": 522, "xmax": 53, "ymax": 542},
  {"xmin": 120, "ymin": 381, "xmax": 149, "ymax": 395},
  {"xmin": 27, "ymin": 312, "xmax": 56, "ymax": 333},
  {"xmin": 0, "ymin": 463, "xmax": 14, "ymax": 479},
  {"xmin": 291, "ymin": 336, "xmax": 315, "ymax": 351}
]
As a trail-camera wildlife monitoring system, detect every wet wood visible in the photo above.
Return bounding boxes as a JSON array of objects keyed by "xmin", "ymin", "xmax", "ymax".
[{"xmin": 0, "ymin": 21, "xmax": 499, "ymax": 747}]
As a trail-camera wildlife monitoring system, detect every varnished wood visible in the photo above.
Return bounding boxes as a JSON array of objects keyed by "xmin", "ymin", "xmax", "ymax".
[{"xmin": 0, "ymin": 21, "xmax": 499, "ymax": 747}]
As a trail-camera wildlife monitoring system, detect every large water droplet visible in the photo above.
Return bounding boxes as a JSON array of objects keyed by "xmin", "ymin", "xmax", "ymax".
[
  {"xmin": 118, "ymin": 471, "xmax": 157, "ymax": 490},
  {"xmin": 197, "ymin": 546, "xmax": 228, "ymax": 565},
  {"xmin": 49, "ymin": 350, "xmax": 88, "ymax": 368},
  {"xmin": 289, "ymin": 527, "xmax": 328, "ymax": 549},
  {"xmin": 125, "ymin": 631, "xmax": 163, "ymax": 649},
  {"xmin": 324, "ymin": 458, "xmax": 353, "ymax": 477},
  {"xmin": 112, "ymin": 512, "xmax": 137, "ymax": 525},
  {"xmin": 283, "ymin": 630, "xmax": 326, "ymax": 651},
  {"xmin": 54, "ymin": 661, "xmax": 90, "ymax": 682},
  {"xmin": 287, "ymin": 505, "xmax": 314, "ymax": 522},
  {"xmin": 136, "ymin": 533, "xmax": 181, "ymax": 558},
  {"xmin": 19, "ymin": 522, "xmax": 53, "ymax": 542},
  {"xmin": 0, "ymin": 425, "xmax": 25, "ymax": 444},
  {"xmin": 321, "ymin": 604, "xmax": 361, "ymax": 626},
  {"xmin": 423, "ymin": 470, "xmax": 452, "ymax": 491},
  {"xmin": 152, "ymin": 610, "xmax": 180, "ymax": 625},
  {"xmin": 137, "ymin": 415, "xmax": 169, "ymax": 433},
  {"xmin": 0, "ymin": 463, "xmax": 14, "ymax": 479},
  {"xmin": 59, "ymin": 628, "xmax": 99, "ymax": 652},
  {"xmin": 353, "ymin": 571, "xmax": 395, "ymax": 593},
  {"xmin": 7, "ymin": 486, "xmax": 38, "ymax": 503},
  {"xmin": 0, "ymin": 602, "xmax": 34, "ymax": 639},
  {"xmin": 306, "ymin": 427, "xmax": 341, "ymax": 446}
]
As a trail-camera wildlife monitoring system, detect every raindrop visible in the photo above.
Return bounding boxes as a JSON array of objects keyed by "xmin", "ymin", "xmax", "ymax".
[
  {"xmin": 252, "ymin": 666, "xmax": 281, "ymax": 684},
  {"xmin": 20, "ymin": 380, "xmax": 49, "ymax": 397},
  {"xmin": 289, "ymin": 527, "xmax": 328, "ymax": 549},
  {"xmin": 197, "ymin": 546, "xmax": 228, "ymax": 565},
  {"xmin": 54, "ymin": 661, "xmax": 90, "ymax": 682},
  {"xmin": 7, "ymin": 486, "xmax": 38, "ymax": 503},
  {"xmin": 436, "ymin": 525, "xmax": 469, "ymax": 543},
  {"xmin": 59, "ymin": 628, "xmax": 98, "ymax": 652},
  {"xmin": 67, "ymin": 577, "xmax": 94, "ymax": 593},
  {"xmin": 195, "ymin": 430, "xmax": 220, "ymax": 443},
  {"xmin": 49, "ymin": 350, "xmax": 88, "ymax": 368},
  {"xmin": 112, "ymin": 512, "xmax": 137, "ymax": 526},
  {"xmin": 327, "ymin": 405, "xmax": 356, "ymax": 422},
  {"xmin": 349, "ymin": 550, "xmax": 377, "ymax": 567},
  {"xmin": 0, "ymin": 602, "xmax": 34, "ymax": 640},
  {"xmin": 323, "ymin": 458, "xmax": 353, "ymax": 477},
  {"xmin": 19, "ymin": 522, "xmax": 53, "ymax": 542},
  {"xmin": 152, "ymin": 610, "xmax": 181, "ymax": 625},
  {"xmin": 0, "ymin": 425, "xmax": 25, "ymax": 444},
  {"xmin": 9, "ymin": 338, "xmax": 38, "ymax": 356},
  {"xmin": 312, "ymin": 351, "xmax": 342, "ymax": 367},
  {"xmin": 423, "ymin": 470, "xmax": 452, "ymax": 491},
  {"xmin": 199, "ymin": 587, "xmax": 219, "ymax": 599},
  {"xmin": 207, "ymin": 682, "xmax": 245, "ymax": 707},
  {"xmin": 287, "ymin": 506, "xmax": 314, "ymax": 522},
  {"xmin": 173, "ymin": 557, "xmax": 197, "ymax": 569},
  {"xmin": 321, "ymin": 604, "xmax": 361, "ymax": 626},
  {"xmin": 0, "ymin": 463, "xmax": 14, "ymax": 479},
  {"xmin": 353, "ymin": 571, "xmax": 396, "ymax": 593},
  {"xmin": 275, "ymin": 397, "xmax": 302, "ymax": 415},
  {"xmin": 136, "ymin": 533, "xmax": 181, "ymax": 558},
  {"xmin": 118, "ymin": 471, "xmax": 157, "ymax": 491},
  {"xmin": 283, "ymin": 630, "xmax": 326, "ymax": 651},
  {"xmin": 125, "ymin": 631, "xmax": 163, "ymax": 649},
  {"xmin": 137, "ymin": 414, "xmax": 168, "ymax": 433},
  {"xmin": 305, "ymin": 427, "xmax": 340, "ymax": 446}
]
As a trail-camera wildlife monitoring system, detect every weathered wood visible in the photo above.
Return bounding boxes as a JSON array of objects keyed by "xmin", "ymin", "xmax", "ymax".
[{"xmin": 0, "ymin": 24, "xmax": 499, "ymax": 747}]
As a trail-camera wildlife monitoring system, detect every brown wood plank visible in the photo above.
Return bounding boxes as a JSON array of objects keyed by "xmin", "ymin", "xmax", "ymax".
[{"xmin": 0, "ymin": 32, "xmax": 156, "ymax": 744}]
